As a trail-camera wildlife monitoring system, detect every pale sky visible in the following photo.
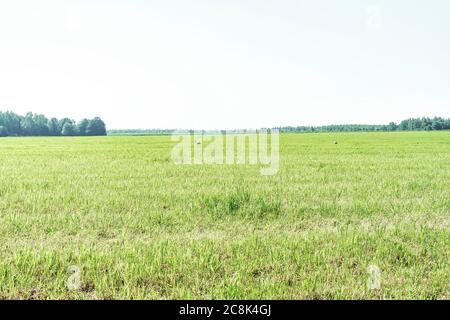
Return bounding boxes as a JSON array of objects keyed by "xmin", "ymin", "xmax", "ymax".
[{"xmin": 0, "ymin": 0, "xmax": 449, "ymax": 130}]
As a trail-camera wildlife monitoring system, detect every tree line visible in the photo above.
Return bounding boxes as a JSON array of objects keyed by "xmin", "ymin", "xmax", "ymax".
[
  {"xmin": 278, "ymin": 117, "xmax": 450, "ymax": 133},
  {"xmin": 0, "ymin": 112, "xmax": 106, "ymax": 137},
  {"xmin": 108, "ymin": 117, "xmax": 450, "ymax": 136},
  {"xmin": 108, "ymin": 129, "xmax": 174, "ymax": 136}
]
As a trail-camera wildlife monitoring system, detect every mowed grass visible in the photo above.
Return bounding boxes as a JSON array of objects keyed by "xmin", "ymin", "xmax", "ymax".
[{"xmin": 0, "ymin": 132, "xmax": 449, "ymax": 299}]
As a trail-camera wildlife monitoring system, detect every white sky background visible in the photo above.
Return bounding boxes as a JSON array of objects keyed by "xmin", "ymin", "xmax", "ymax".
[{"xmin": 0, "ymin": 0, "xmax": 449, "ymax": 130}]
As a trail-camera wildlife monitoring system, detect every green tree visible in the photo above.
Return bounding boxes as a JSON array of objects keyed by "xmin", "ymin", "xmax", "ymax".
[
  {"xmin": 0, "ymin": 125, "xmax": 8, "ymax": 137},
  {"xmin": 33, "ymin": 114, "xmax": 50, "ymax": 136},
  {"xmin": 445, "ymin": 119, "xmax": 450, "ymax": 130},
  {"xmin": 58, "ymin": 118, "xmax": 75, "ymax": 133},
  {"xmin": 48, "ymin": 118, "xmax": 60, "ymax": 136},
  {"xmin": 431, "ymin": 117, "xmax": 445, "ymax": 130},
  {"xmin": 77, "ymin": 119, "xmax": 90, "ymax": 136},
  {"xmin": 387, "ymin": 122, "xmax": 398, "ymax": 131},
  {"xmin": 86, "ymin": 117, "xmax": 107, "ymax": 136},
  {"xmin": 0, "ymin": 112, "xmax": 21, "ymax": 135},
  {"xmin": 61, "ymin": 122, "xmax": 78, "ymax": 136},
  {"xmin": 5, "ymin": 112, "xmax": 22, "ymax": 135},
  {"xmin": 21, "ymin": 112, "xmax": 38, "ymax": 136}
]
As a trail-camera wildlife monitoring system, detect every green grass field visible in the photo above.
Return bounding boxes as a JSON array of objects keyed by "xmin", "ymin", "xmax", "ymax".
[{"xmin": 0, "ymin": 132, "xmax": 448, "ymax": 299}]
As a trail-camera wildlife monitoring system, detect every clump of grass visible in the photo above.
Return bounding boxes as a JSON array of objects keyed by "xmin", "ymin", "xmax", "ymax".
[
  {"xmin": 226, "ymin": 187, "xmax": 251, "ymax": 213},
  {"xmin": 202, "ymin": 187, "xmax": 251, "ymax": 216},
  {"xmin": 254, "ymin": 197, "xmax": 282, "ymax": 218},
  {"xmin": 202, "ymin": 195, "xmax": 221, "ymax": 212},
  {"xmin": 202, "ymin": 188, "xmax": 282, "ymax": 219}
]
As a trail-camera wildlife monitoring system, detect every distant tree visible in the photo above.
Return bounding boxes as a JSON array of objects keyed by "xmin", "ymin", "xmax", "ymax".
[
  {"xmin": 421, "ymin": 117, "xmax": 431, "ymax": 130},
  {"xmin": 86, "ymin": 117, "xmax": 107, "ymax": 136},
  {"xmin": 0, "ymin": 112, "xmax": 22, "ymax": 136},
  {"xmin": 58, "ymin": 118, "xmax": 74, "ymax": 133},
  {"xmin": 61, "ymin": 122, "xmax": 78, "ymax": 136},
  {"xmin": 48, "ymin": 118, "xmax": 60, "ymax": 136},
  {"xmin": 445, "ymin": 119, "xmax": 450, "ymax": 130},
  {"xmin": 77, "ymin": 119, "xmax": 90, "ymax": 136},
  {"xmin": 0, "ymin": 126, "xmax": 8, "ymax": 137},
  {"xmin": 20, "ymin": 112, "xmax": 38, "ymax": 136},
  {"xmin": 431, "ymin": 117, "xmax": 445, "ymax": 130},
  {"xmin": 33, "ymin": 114, "xmax": 49, "ymax": 136},
  {"xmin": 399, "ymin": 120, "xmax": 408, "ymax": 131},
  {"xmin": 387, "ymin": 122, "xmax": 398, "ymax": 131},
  {"xmin": 0, "ymin": 114, "xmax": 5, "ymax": 130}
]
